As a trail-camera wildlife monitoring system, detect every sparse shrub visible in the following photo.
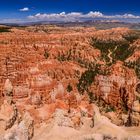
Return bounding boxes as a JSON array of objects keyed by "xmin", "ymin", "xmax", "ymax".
[
  {"xmin": 57, "ymin": 54, "xmax": 66, "ymax": 61},
  {"xmin": 136, "ymin": 83, "xmax": 140, "ymax": 94},
  {"xmin": 67, "ymin": 84, "xmax": 73, "ymax": 92},
  {"xmin": 88, "ymin": 92, "xmax": 96, "ymax": 104},
  {"xmin": 44, "ymin": 52, "xmax": 50, "ymax": 59},
  {"xmin": 136, "ymin": 96, "xmax": 140, "ymax": 101},
  {"xmin": 105, "ymin": 105, "xmax": 116, "ymax": 113}
]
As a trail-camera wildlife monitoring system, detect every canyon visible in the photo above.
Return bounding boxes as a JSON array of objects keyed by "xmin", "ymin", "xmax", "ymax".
[{"xmin": 0, "ymin": 25, "xmax": 140, "ymax": 140}]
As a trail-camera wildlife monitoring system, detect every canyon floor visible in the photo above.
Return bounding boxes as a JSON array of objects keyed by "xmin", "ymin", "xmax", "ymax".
[{"xmin": 0, "ymin": 25, "xmax": 140, "ymax": 140}]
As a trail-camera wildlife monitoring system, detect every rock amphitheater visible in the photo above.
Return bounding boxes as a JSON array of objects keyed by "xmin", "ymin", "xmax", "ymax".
[{"xmin": 0, "ymin": 26, "xmax": 140, "ymax": 140}]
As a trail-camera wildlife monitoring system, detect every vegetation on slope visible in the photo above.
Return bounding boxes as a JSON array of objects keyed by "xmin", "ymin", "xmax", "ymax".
[
  {"xmin": 91, "ymin": 38, "xmax": 135, "ymax": 65},
  {"xmin": 77, "ymin": 69, "xmax": 98, "ymax": 93},
  {"xmin": 77, "ymin": 63, "xmax": 110, "ymax": 94},
  {"xmin": 124, "ymin": 58, "xmax": 140, "ymax": 79},
  {"xmin": 0, "ymin": 26, "xmax": 11, "ymax": 33},
  {"xmin": 123, "ymin": 31, "xmax": 140, "ymax": 43},
  {"xmin": 76, "ymin": 31, "xmax": 140, "ymax": 111}
]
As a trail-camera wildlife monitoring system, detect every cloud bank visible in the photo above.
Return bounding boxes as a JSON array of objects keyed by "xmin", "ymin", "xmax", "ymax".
[
  {"xmin": 1, "ymin": 11, "xmax": 140, "ymax": 23},
  {"xmin": 28, "ymin": 11, "xmax": 140, "ymax": 22}
]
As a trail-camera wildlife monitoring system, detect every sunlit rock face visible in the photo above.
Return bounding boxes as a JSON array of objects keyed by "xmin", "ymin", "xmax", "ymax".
[
  {"xmin": 0, "ymin": 26, "xmax": 140, "ymax": 139},
  {"xmin": 4, "ymin": 79, "xmax": 13, "ymax": 96},
  {"xmin": 94, "ymin": 62, "xmax": 137, "ymax": 110},
  {"xmin": 13, "ymin": 86, "xmax": 30, "ymax": 99}
]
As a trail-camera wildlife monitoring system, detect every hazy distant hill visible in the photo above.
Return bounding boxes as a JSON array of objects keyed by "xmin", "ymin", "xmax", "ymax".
[{"xmin": 1, "ymin": 20, "xmax": 140, "ymax": 30}]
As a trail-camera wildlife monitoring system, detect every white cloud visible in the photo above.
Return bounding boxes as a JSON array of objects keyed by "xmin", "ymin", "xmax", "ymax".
[
  {"xmin": 122, "ymin": 14, "xmax": 140, "ymax": 19},
  {"xmin": 28, "ymin": 12, "xmax": 83, "ymax": 22},
  {"xmin": 104, "ymin": 13, "xmax": 140, "ymax": 19},
  {"xmin": 87, "ymin": 11, "xmax": 103, "ymax": 17},
  {"xmin": 28, "ymin": 11, "xmax": 140, "ymax": 22},
  {"xmin": 19, "ymin": 7, "xmax": 29, "ymax": 12}
]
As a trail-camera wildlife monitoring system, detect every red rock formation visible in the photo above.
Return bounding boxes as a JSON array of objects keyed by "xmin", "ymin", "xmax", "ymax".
[{"xmin": 0, "ymin": 26, "xmax": 140, "ymax": 139}]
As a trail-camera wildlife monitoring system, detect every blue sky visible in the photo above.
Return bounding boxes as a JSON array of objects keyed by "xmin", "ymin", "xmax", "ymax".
[{"xmin": 0, "ymin": 0, "xmax": 140, "ymax": 23}]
